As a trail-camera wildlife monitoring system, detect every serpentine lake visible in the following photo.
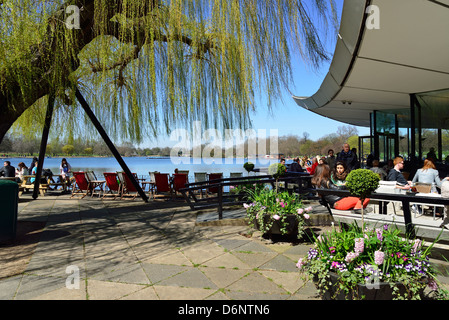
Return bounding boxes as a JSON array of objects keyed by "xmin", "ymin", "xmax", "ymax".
[{"xmin": 3, "ymin": 157, "xmax": 284, "ymax": 180}]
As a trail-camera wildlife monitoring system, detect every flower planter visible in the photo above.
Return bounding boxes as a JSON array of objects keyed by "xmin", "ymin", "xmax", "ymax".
[
  {"xmin": 254, "ymin": 213, "xmax": 298, "ymax": 235},
  {"xmin": 316, "ymin": 272, "xmax": 426, "ymax": 300}
]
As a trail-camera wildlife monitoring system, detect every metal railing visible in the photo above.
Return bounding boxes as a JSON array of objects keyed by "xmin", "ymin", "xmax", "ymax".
[{"xmin": 179, "ymin": 173, "xmax": 314, "ymax": 219}]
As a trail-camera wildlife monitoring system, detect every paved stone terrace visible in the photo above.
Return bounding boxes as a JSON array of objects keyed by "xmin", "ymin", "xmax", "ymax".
[
  {"xmin": 1, "ymin": 191, "xmax": 449, "ymax": 300},
  {"xmin": 0, "ymin": 192, "xmax": 321, "ymax": 300}
]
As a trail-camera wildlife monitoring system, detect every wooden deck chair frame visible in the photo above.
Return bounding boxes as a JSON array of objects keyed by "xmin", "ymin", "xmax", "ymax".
[
  {"xmin": 153, "ymin": 173, "xmax": 172, "ymax": 200},
  {"xmin": 207, "ymin": 173, "xmax": 223, "ymax": 194},
  {"xmin": 194, "ymin": 172, "xmax": 208, "ymax": 198},
  {"xmin": 172, "ymin": 173, "xmax": 188, "ymax": 199},
  {"xmin": 103, "ymin": 172, "xmax": 121, "ymax": 199},
  {"xmin": 71, "ymin": 172, "xmax": 90, "ymax": 199},
  {"xmin": 85, "ymin": 171, "xmax": 104, "ymax": 198},
  {"xmin": 117, "ymin": 172, "xmax": 139, "ymax": 200}
]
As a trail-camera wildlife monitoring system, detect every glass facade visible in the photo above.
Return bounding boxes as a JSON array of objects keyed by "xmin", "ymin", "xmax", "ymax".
[{"xmin": 364, "ymin": 89, "xmax": 449, "ymax": 165}]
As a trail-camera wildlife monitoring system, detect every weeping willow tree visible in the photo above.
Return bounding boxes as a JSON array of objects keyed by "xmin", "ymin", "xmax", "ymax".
[{"xmin": 0, "ymin": 0, "xmax": 338, "ymax": 145}]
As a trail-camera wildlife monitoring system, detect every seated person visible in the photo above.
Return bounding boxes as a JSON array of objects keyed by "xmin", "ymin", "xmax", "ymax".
[
  {"xmin": 0, "ymin": 161, "xmax": 16, "ymax": 178},
  {"xmin": 15, "ymin": 162, "xmax": 29, "ymax": 182},
  {"xmin": 312, "ymin": 163, "xmax": 369, "ymax": 212},
  {"xmin": 412, "ymin": 158, "xmax": 444, "ymax": 188},
  {"xmin": 369, "ymin": 159, "xmax": 387, "ymax": 180},
  {"xmin": 289, "ymin": 157, "xmax": 304, "ymax": 173},
  {"xmin": 306, "ymin": 156, "xmax": 319, "ymax": 175},
  {"xmin": 330, "ymin": 161, "xmax": 349, "ymax": 187},
  {"xmin": 387, "ymin": 156, "xmax": 411, "ymax": 190}
]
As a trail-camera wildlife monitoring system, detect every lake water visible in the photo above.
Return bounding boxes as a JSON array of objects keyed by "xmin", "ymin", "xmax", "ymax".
[{"xmin": 2, "ymin": 156, "xmax": 286, "ymax": 181}]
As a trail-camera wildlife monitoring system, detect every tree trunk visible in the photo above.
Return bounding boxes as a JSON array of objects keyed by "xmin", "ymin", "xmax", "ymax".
[{"xmin": 0, "ymin": 0, "xmax": 97, "ymax": 143}]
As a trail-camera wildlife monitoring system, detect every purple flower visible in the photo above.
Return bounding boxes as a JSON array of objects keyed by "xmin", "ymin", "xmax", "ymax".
[
  {"xmin": 376, "ymin": 228, "xmax": 383, "ymax": 242},
  {"xmin": 374, "ymin": 250, "xmax": 385, "ymax": 265},
  {"xmin": 308, "ymin": 248, "xmax": 318, "ymax": 260}
]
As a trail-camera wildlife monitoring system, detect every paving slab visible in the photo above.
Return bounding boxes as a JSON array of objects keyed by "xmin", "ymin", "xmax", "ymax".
[{"xmin": 2, "ymin": 192, "xmax": 448, "ymax": 301}]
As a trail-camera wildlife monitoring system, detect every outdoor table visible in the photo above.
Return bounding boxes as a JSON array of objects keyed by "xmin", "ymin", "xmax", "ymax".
[{"xmin": 314, "ymin": 188, "xmax": 449, "ymax": 238}]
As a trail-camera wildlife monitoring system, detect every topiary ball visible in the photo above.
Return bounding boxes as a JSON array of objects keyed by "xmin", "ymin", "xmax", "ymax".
[{"xmin": 345, "ymin": 168, "xmax": 380, "ymax": 200}]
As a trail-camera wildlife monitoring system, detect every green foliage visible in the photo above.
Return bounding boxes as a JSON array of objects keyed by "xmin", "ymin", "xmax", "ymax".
[
  {"xmin": 1, "ymin": 0, "xmax": 338, "ymax": 144},
  {"xmin": 243, "ymin": 162, "xmax": 254, "ymax": 173},
  {"xmin": 62, "ymin": 144, "xmax": 75, "ymax": 156},
  {"xmin": 345, "ymin": 169, "xmax": 380, "ymax": 200},
  {"xmin": 297, "ymin": 222, "xmax": 446, "ymax": 300},
  {"xmin": 268, "ymin": 163, "xmax": 286, "ymax": 179},
  {"xmin": 244, "ymin": 188, "xmax": 312, "ymax": 239}
]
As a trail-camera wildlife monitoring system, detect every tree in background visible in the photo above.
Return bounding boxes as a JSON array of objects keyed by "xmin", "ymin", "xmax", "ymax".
[{"xmin": 1, "ymin": 0, "xmax": 338, "ymax": 147}]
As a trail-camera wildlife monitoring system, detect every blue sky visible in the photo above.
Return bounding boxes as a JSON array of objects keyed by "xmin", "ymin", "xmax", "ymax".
[{"xmin": 140, "ymin": 0, "xmax": 371, "ymax": 149}]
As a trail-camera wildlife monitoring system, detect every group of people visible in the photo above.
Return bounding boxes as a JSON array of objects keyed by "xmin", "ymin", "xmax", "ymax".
[
  {"xmin": 309, "ymin": 143, "xmax": 368, "ymax": 213},
  {"xmin": 307, "ymin": 143, "xmax": 449, "ymax": 227},
  {"xmin": 0, "ymin": 157, "xmax": 73, "ymax": 185}
]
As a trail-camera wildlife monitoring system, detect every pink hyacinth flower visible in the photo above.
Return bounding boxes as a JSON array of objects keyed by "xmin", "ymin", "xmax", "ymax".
[
  {"xmin": 345, "ymin": 252, "xmax": 359, "ymax": 263},
  {"xmin": 273, "ymin": 214, "xmax": 281, "ymax": 220},
  {"xmin": 296, "ymin": 258, "xmax": 305, "ymax": 270},
  {"xmin": 305, "ymin": 206, "xmax": 312, "ymax": 212},
  {"xmin": 304, "ymin": 214, "xmax": 310, "ymax": 219},
  {"xmin": 374, "ymin": 250, "xmax": 385, "ymax": 265},
  {"xmin": 354, "ymin": 238, "xmax": 364, "ymax": 254},
  {"xmin": 297, "ymin": 208, "xmax": 304, "ymax": 214}
]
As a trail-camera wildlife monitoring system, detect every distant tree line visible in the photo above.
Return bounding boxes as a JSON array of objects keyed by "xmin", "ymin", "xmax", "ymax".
[{"xmin": 0, "ymin": 125, "xmax": 363, "ymax": 158}]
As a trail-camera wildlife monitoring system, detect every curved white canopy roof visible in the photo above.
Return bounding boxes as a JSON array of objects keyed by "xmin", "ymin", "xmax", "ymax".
[{"xmin": 293, "ymin": 0, "xmax": 449, "ymax": 128}]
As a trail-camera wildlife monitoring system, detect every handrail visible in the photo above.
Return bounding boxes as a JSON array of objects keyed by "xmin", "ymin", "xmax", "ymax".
[
  {"xmin": 314, "ymin": 188, "xmax": 449, "ymax": 238},
  {"xmin": 180, "ymin": 174, "xmax": 313, "ymax": 219}
]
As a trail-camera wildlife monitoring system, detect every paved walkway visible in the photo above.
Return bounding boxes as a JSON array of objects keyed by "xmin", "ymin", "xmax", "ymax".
[
  {"xmin": 1, "ymin": 192, "xmax": 449, "ymax": 300},
  {"xmin": 0, "ymin": 192, "xmax": 320, "ymax": 300}
]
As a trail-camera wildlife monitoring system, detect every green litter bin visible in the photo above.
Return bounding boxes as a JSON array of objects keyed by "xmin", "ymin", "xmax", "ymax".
[{"xmin": 0, "ymin": 180, "xmax": 19, "ymax": 242}]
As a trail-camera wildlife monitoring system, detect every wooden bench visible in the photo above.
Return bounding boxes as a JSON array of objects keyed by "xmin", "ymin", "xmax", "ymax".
[{"xmin": 20, "ymin": 175, "xmax": 49, "ymax": 196}]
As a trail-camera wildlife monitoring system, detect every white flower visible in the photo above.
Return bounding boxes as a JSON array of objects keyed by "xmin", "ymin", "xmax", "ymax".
[
  {"xmin": 273, "ymin": 214, "xmax": 281, "ymax": 220},
  {"xmin": 303, "ymin": 214, "xmax": 310, "ymax": 219}
]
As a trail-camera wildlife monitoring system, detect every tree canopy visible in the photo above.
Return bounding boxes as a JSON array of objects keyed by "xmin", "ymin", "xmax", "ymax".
[{"xmin": 0, "ymin": 0, "xmax": 338, "ymax": 145}]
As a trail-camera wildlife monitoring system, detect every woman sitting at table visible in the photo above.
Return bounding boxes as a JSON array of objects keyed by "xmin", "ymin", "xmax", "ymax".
[
  {"xmin": 312, "ymin": 163, "xmax": 370, "ymax": 212},
  {"xmin": 60, "ymin": 158, "xmax": 72, "ymax": 184},
  {"xmin": 15, "ymin": 162, "xmax": 29, "ymax": 182},
  {"xmin": 330, "ymin": 161, "xmax": 349, "ymax": 187},
  {"xmin": 412, "ymin": 158, "xmax": 443, "ymax": 189}
]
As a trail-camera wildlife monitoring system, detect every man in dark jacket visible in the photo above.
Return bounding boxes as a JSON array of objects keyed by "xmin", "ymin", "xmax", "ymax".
[
  {"xmin": 0, "ymin": 161, "xmax": 15, "ymax": 177},
  {"xmin": 336, "ymin": 143, "xmax": 358, "ymax": 171},
  {"xmin": 289, "ymin": 157, "xmax": 304, "ymax": 172}
]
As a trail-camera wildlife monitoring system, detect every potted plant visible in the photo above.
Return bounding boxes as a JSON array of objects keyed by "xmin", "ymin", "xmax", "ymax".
[
  {"xmin": 230, "ymin": 182, "xmax": 265, "ymax": 202},
  {"xmin": 296, "ymin": 222, "xmax": 447, "ymax": 300},
  {"xmin": 345, "ymin": 169, "xmax": 380, "ymax": 225},
  {"xmin": 244, "ymin": 188, "xmax": 312, "ymax": 240},
  {"xmin": 268, "ymin": 162, "xmax": 286, "ymax": 192}
]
